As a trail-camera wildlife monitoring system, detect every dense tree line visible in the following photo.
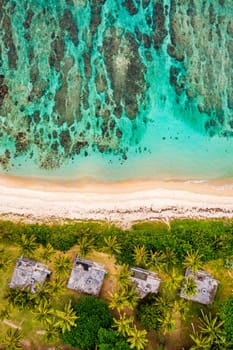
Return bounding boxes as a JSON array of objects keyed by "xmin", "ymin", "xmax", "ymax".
[{"xmin": 0, "ymin": 219, "xmax": 232, "ymax": 265}]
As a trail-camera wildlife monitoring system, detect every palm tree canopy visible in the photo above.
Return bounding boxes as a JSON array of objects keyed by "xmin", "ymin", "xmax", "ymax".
[
  {"xmin": 45, "ymin": 322, "xmax": 60, "ymax": 342},
  {"xmin": 109, "ymin": 289, "xmax": 129, "ymax": 313},
  {"xmin": 45, "ymin": 277, "xmax": 65, "ymax": 298},
  {"xmin": 114, "ymin": 313, "xmax": 134, "ymax": 336},
  {"xmin": 198, "ymin": 312, "xmax": 224, "ymax": 344},
  {"xmin": 40, "ymin": 242, "xmax": 55, "ymax": 263},
  {"xmin": 189, "ymin": 333, "xmax": 211, "ymax": 350},
  {"xmin": 0, "ymin": 303, "xmax": 12, "ymax": 321},
  {"xmin": 78, "ymin": 235, "xmax": 95, "ymax": 257},
  {"xmin": 33, "ymin": 299, "xmax": 54, "ymax": 324},
  {"xmin": 124, "ymin": 284, "xmax": 139, "ymax": 310},
  {"xmin": 54, "ymin": 301, "xmax": 78, "ymax": 333},
  {"xmin": 54, "ymin": 254, "xmax": 71, "ymax": 279},
  {"xmin": 163, "ymin": 247, "xmax": 177, "ymax": 271},
  {"xmin": 183, "ymin": 249, "xmax": 203, "ymax": 273},
  {"xmin": 158, "ymin": 309, "xmax": 176, "ymax": 335},
  {"xmin": 2, "ymin": 328, "xmax": 23, "ymax": 350},
  {"xmin": 104, "ymin": 235, "xmax": 121, "ymax": 255},
  {"xmin": 163, "ymin": 267, "xmax": 183, "ymax": 294},
  {"xmin": 149, "ymin": 250, "xmax": 166, "ymax": 272},
  {"xmin": 182, "ymin": 276, "xmax": 198, "ymax": 298},
  {"xmin": 190, "ymin": 312, "xmax": 228, "ymax": 350},
  {"xmin": 133, "ymin": 246, "xmax": 148, "ymax": 268},
  {"xmin": 18, "ymin": 234, "xmax": 37, "ymax": 256},
  {"xmin": 128, "ymin": 325, "xmax": 148, "ymax": 350},
  {"xmin": 116, "ymin": 264, "xmax": 132, "ymax": 288}
]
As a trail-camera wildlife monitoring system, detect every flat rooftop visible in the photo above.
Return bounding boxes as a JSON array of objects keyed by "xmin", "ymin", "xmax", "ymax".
[
  {"xmin": 67, "ymin": 256, "xmax": 107, "ymax": 296},
  {"xmin": 180, "ymin": 268, "xmax": 219, "ymax": 305},
  {"xmin": 130, "ymin": 267, "xmax": 161, "ymax": 298},
  {"xmin": 9, "ymin": 257, "xmax": 51, "ymax": 293}
]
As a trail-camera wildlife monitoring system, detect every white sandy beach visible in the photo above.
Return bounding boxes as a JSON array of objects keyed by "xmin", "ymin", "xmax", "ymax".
[{"xmin": 0, "ymin": 174, "xmax": 233, "ymax": 227}]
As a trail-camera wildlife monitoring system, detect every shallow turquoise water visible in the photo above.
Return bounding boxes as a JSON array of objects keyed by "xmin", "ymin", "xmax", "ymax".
[{"xmin": 0, "ymin": 0, "xmax": 233, "ymax": 181}]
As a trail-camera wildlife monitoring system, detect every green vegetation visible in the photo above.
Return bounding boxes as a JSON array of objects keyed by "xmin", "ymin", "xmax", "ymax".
[
  {"xmin": 0, "ymin": 218, "xmax": 233, "ymax": 349},
  {"xmin": 220, "ymin": 295, "xmax": 233, "ymax": 344},
  {"xmin": 97, "ymin": 328, "xmax": 131, "ymax": 350},
  {"xmin": 61, "ymin": 295, "xmax": 114, "ymax": 349}
]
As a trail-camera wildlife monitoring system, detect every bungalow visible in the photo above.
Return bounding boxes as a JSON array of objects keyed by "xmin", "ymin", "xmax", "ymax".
[
  {"xmin": 9, "ymin": 257, "xmax": 51, "ymax": 293},
  {"xmin": 67, "ymin": 256, "xmax": 107, "ymax": 296},
  {"xmin": 130, "ymin": 266, "xmax": 161, "ymax": 298},
  {"xmin": 180, "ymin": 268, "xmax": 219, "ymax": 305}
]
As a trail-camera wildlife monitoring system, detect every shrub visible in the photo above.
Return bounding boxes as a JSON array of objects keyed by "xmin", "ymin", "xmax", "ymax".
[
  {"xmin": 61, "ymin": 295, "xmax": 113, "ymax": 349},
  {"xmin": 97, "ymin": 328, "xmax": 130, "ymax": 350},
  {"xmin": 220, "ymin": 295, "xmax": 233, "ymax": 344},
  {"xmin": 170, "ymin": 219, "xmax": 233, "ymax": 262},
  {"xmin": 136, "ymin": 294, "xmax": 162, "ymax": 331}
]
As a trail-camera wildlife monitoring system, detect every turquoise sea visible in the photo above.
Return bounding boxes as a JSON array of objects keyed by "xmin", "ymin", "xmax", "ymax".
[{"xmin": 0, "ymin": 0, "xmax": 233, "ymax": 181}]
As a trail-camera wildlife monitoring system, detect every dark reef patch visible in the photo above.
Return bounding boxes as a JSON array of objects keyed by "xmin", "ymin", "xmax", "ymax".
[
  {"xmin": 23, "ymin": 9, "xmax": 34, "ymax": 29},
  {"xmin": 123, "ymin": 0, "xmax": 138, "ymax": 16},
  {"xmin": 152, "ymin": 1, "xmax": 168, "ymax": 50},
  {"xmin": 59, "ymin": 9, "xmax": 78, "ymax": 46},
  {"xmin": 103, "ymin": 27, "xmax": 146, "ymax": 120},
  {"xmin": 0, "ymin": 75, "xmax": 8, "ymax": 107},
  {"xmin": 3, "ymin": 14, "xmax": 18, "ymax": 69},
  {"xmin": 167, "ymin": 0, "xmax": 233, "ymax": 136}
]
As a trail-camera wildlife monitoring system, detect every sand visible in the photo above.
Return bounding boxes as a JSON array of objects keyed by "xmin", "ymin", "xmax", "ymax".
[{"xmin": 0, "ymin": 174, "xmax": 232, "ymax": 227}]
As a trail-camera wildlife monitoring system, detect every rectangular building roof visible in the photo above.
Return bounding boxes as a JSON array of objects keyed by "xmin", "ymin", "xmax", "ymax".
[
  {"xmin": 130, "ymin": 267, "xmax": 161, "ymax": 298},
  {"xmin": 180, "ymin": 268, "xmax": 219, "ymax": 305},
  {"xmin": 67, "ymin": 256, "xmax": 107, "ymax": 296},
  {"xmin": 9, "ymin": 257, "xmax": 51, "ymax": 293}
]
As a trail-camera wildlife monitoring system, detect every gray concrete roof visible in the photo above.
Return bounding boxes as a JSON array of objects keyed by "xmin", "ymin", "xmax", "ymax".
[
  {"xmin": 9, "ymin": 257, "xmax": 51, "ymax": 293},
  {"xmin": 180, "ymin": 268, "xmax": 219, "ymax": 305},
  {"xmin": 130, "ymin": 267, "xmax": 161, "ymax": 298},
  {"xmin": 67, "ymin": 256, "xmax": 107, "ymax": 296}
]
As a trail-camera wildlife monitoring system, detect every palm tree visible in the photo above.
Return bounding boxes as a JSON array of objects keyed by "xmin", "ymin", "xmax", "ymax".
[
  {"xmin": 78, "ymin": 235, "xmax": 95, "ymax": 257},
  {"xmin": 114, "ymin": 313, "xmax": 134, "ymax": 336},
  {"xmin": 182, "ymin": 276, "xmax": 198, "ymax": 298},
  {"xmin": 116, "ymin": 264, "xmax": 132, "ymax": 288},
  {"xmin": 4, "ymin": 287, "xmax": 36, "ymax": 310},
  {"xmin": 0, "ymin": 304, "xmax": 12, "ymax": 321},
  {"xmin": 155, "ymin": 295, "xmax": 172, "ymax": 313},
  {"xmin": 128, "ymin": 325, "xmax": 148, "ymax": 350},
  {"xmin": 148, "ymin": 250, "xmax": 166, "ymax": 272},
  {"xmin": 33, "ymin": 299, "xmax": 54, "ymax": 325},
  {"xmin": 163, "ymin": 247, "xmax": 177, "ymax": 272},
  {"xmin": 54, "ymin": 254, "xmax": 71, "ymax": 279},
  {"xmin": 198, "ymin": 312, "xmax": 225, "ymax": 347},
  {"xmin": 40, "ymin": 243, "xmax": 55, "ymax": 263},
  {"xmin": 173, "ymin": 299, "xmax": 190, "ymax": 321},
  {"xmin": 183, "ymin": 250, "xmax": 203, "ymax": 274},
  {"xmin": 134, "ymin": 246, "xmax": 148, "ymax": 267},
  {"xmin": 103, "ymin": 235, "xmax": 121, "ymax": 256},
  {"xmin": 0, "ymin": 249, "xmax": 12, "ymax": 271},
  {"xmin": 109, "ymin": 289, "xmax": 128, "ymax": 314},
  {"xmin": 124, "ymin": 284, "xmax": 139, "ymax": 310},
  {"xmin": 158, "ymin": 309, "xmax": 176, "ymax": 335},
  {"xmin": 189, "ymin": 333, "xmax": 211, "ymax": 350},
  {"xmin": 2, "ymin": 328, "xmax": 23, "ymax": 350},
  {"xmin": 44, "ymin": 321, "xmax": 60, "ymax": 342},
  {"xmin": 18, "ymin": 233, "xmax": 37, "ymax": 257},
  {"xmin": 163, "ymin": 268, "xmax": 183, "ymax": 299},
  {"xmin": 45, "ymin": 278, "xmax": 65, "ymax": 299},
  {"xmin": 54, "ymin": 301, "xmax": 78, "ymax": 333}
]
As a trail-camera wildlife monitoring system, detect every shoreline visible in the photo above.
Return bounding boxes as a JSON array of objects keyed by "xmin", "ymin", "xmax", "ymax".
[{"xmin": 0, "ymin": 173, "xmax": 233, "ymax": 227}]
